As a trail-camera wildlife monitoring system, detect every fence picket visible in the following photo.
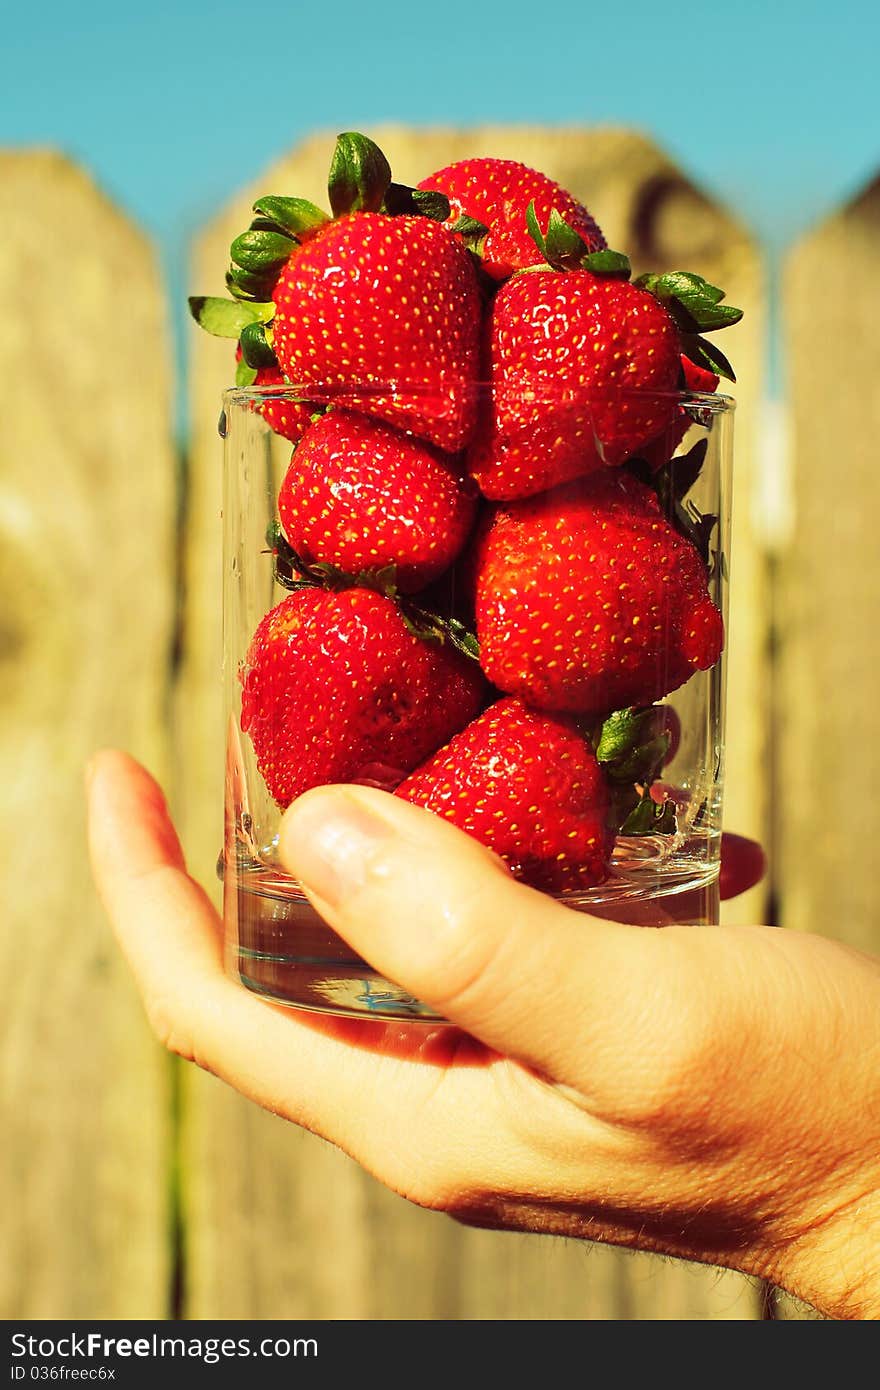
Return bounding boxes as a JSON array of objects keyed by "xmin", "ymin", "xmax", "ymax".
[{"xmin": 0, "ymin": 152, "xmax": 176, "ymax": 1318}]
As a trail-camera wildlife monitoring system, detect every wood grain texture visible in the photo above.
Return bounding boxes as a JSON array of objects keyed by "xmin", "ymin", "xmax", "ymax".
[
  {"xmin": 182, "ymin": 126, "xmax": 767, "ymax": 1320},
  {"xmin": 781, "ymin": 179, "xmax": 880, "ymax": 952},
  {"xmin": 0, "ymin": 153, "xmax": 176, "ymax": 1316},
  {"xmin": 773, "ymin": 179, "xmax": 880, "ymax": 1324}
]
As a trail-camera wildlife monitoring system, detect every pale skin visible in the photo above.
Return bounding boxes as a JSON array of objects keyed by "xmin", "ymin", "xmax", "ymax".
[{"xmin": 87, "ymin": 750, "xmax": 880, "ymax": 1320}]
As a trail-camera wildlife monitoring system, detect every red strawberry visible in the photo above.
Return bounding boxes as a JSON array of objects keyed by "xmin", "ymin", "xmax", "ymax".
[
  {"xmin": 277, "ymin": 411, "xmax": 477, "ymax": 593},
  {"xmin": 468, "ymin": 270, "xmax": 682, "ymax": 500},
  {"xmin": 270, "ymin": 213, "xmax": 481, "ymax": 451},
  {"xmin": 681, "ymin": 354, "xmax": 720, "ymax": 395},
  {"xmin": 638, "ymin": 354, "xmax": 721, "ymax": 471},
  {"xmin": 240, "ymin": 586, "xmax": 485, "ymax": 806},
  {"xmin": 473, "ymin": 470, "xmax": 724, "ymax": 715},
  {"xmin": 417, "ymin": 157, "xmax": 606, "ymax": 280},
  {"xmin": 397, "ymin": 697, "xmax": 612, "ymax": 891},
  {"xmin": 234, "ymin": 347, "xmax": 314, "ymax": 443}
]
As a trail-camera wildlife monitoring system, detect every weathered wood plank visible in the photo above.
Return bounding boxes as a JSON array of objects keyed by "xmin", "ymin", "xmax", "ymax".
[
  {"xmin": 781, "ymin": 179, "xmax": 880, "ymax": 953},
  {"xmin": 183, "ymin": 126, "xmax": 766, "ymax": 1320},
  {"xmin": 0, "ymin": 152, "xmax": 175, "ymax": 1317},
  {"xmin": 775, "ymin": 175, "xmax": 880, "ymax": 1324}
]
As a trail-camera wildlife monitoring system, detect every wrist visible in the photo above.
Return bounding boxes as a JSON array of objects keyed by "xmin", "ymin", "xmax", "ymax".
[{"xmin": 765, "ymin": 1180, "xmax": 880, "ymax": 1320}]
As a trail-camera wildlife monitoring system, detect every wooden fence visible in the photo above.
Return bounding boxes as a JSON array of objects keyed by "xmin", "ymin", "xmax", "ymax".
[{"xmin": 2, "ymin": 127, "xmax": 874, "ymax": 1321}]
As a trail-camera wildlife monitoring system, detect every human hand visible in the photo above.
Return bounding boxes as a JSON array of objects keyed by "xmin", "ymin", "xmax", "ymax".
[{"xmin": 87, "ymin": 750, "xmax": 880, "ymax": 1320}]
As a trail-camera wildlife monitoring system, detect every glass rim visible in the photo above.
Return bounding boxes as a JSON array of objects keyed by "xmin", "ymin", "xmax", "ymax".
[{"xmin": 222, "ymin": 381, "xmax": 736, "ymax": 413}]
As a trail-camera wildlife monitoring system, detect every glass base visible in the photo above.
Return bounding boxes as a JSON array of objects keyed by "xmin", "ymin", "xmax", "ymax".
[{"xmin": 223, "ymin": 850, "xmax": 720, "ymax": 1023}]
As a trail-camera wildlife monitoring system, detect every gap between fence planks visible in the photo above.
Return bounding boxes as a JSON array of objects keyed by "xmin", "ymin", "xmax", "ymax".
[
  {"xmin": 0, "ymin": 152, "xmax": 176, "ymax": 1317},
  {"xmin": 182, "ymin": 125, "xmax": 767, "ymax": 1321}
]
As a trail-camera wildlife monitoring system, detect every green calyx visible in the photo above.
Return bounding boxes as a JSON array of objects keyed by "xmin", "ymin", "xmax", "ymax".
[
  {"xmin": 238, "ymin": 321, "xmax": 276, "ymax": 370},
  {"xmin": 225, "ymin": 197, "xmax": 330, "ymax": 305},
  {"xmin": 592, "ymin": 704, "xmax": 678, "ymax": 837},
  {"xmin": 267, "ymin": 523, "xmax": 481, "ymax": 662},
  {"xmin": 526, "ymin": 202, "xmax": 631, "ymax": 277},
  {"xmin": 619, "ymin": 792, "xmax": 677, "ymax": 835},
  {"xmin": 329, "ymin": 131, "xmax": 392, "ymax": 216},
  {"xmin": 251, "ymin": 196, "xmax": 328, "ymax": 238},
  {"xmin": 383, "ymin": 182, "xmax": 449, "ymax": 221},
  {"xmin": 187, "ymin": 296, "xmax": 275, "ymax": 337},
  {"xmin": 192, "ymin": 131, "xmax": 477, "ymax": 348},
  {"xmin": 594, "ymin": 705, "xmax": 671, "ymax": 785},
  {"xmin": 635, "ymin": 271, "xmax": 742, "ymax": 382},
  {"xmin": 235, "ymin": 356, "xmax": 258, "ymax": 388}
]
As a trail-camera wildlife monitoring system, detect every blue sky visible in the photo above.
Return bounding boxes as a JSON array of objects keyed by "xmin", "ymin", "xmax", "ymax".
[
  {"xmin": 3, "ymin": 0, "xmax": 877, "ymax": 257},
  {"xmin": 2, "ymin": 0, "xmax": 877, "ymax": 405}
]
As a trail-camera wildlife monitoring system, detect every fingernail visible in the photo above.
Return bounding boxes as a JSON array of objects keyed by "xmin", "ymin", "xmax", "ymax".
[{"xmin": 282, "ymin": 792, "xmax": 391, "ymax": 908}]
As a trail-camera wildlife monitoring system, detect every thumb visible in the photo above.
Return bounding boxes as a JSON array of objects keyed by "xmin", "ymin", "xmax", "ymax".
[{"xmin": 279, "ymin": 784, "xmax": 684, "ymax": 1089}]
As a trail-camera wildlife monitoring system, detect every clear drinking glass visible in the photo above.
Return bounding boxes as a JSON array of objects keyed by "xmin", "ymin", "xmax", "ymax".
[{"xmin": 220, "ymin": 383, "xmax": 733, "ymax": 1020}]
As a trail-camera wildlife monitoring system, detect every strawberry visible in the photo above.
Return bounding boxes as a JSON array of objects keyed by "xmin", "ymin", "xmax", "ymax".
[
  {"xmin": 397, "ymin": 697, "xmax": 612, "ymax": 891},
  {"xmin": 240, "ymin": 586, "xmax": 485, "ymax": 807},
  {"xmin": 638, "ymin": 353, "xmax": 721, "ymax": 472},
  {"xmin": 269, "ymin": 212, "xmax": 481, "ymax": 451},
  {"xmin": 277, "ymin": 410, "xmax": 477, "ymax": 593},
  {"xmin": 473, "ymin": 469, "xmax": 724, "ymax": 715},
  {"xmin": 417, "ymin": 157, "xmax": 606, "ymax": 280},
  {"xmin": 468, "ymin": 269, "xmax": 683, "ymax": 500},
  {"xmin": 680, "ymin": 354, "xmax": 720, "ymax": 395},
  {"xmin": 190, "ymin": 133, "xmax": 483, "ymax": 451},
  {"xmin": 234, "ymin": 347, "xmax": 315, "ymax": 443}
]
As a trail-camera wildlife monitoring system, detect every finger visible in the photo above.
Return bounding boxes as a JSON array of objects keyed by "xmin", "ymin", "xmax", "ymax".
[
  {"xmin": 720, "ymin": 832, "xmax": 767, "ymax": 900},
  {"xmin": 279, "ymin": 785, "xmax": 688, "ymax": 1091},
  {"xmin": 85, "ymin": 751, "xmax": 448, "ymax": 1143}
]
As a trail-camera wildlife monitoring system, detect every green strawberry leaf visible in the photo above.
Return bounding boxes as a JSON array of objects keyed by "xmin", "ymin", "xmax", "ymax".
[
  {"xmin": 594, "ymin": 705, "xmax": 671, "ymax": 786},
  {"xmin": 525, "ymin": 200, "xmax": 548, "ymax": 258},
  {"xmin": 681, "ymin": 334, "xmax": 737, "ymax": 383},
  {"xmin": 188, "ymin": 296, "xmax": 275, "ymax": 337},
  {"xmin": 328, "ymin": 131, "xmax": 392, "ymax": 216},
  {"xmin": 266, "ymin": 522, "xmax": 312, "ymax": 588},
  {"xmin": 383, "ymin": 183, "xmax": 455, "ymax": 223},
  {"xmin": 226, "ymin": 264, "xmax": 278, "ymax": 303},
  {"xmin": 636, "ymin": 271, "xmax": 743, "ymax": 334},
  {"xmin": 411, "ymin": 188, "xmax": 451, "ymax": 221},
  {"xmin": 238, "ymin": 321, "xmax": 278, "ymax": 370},
  {"xmin": 235, "ymin": 356, "xmax": 258, "ymax": 388},
  {"xmin": 251, "ymin": 196, "xmax": 328, "ymax": 238},
  {"xmin": 543, "ymin": 208, "xmax": 590, "ymax": 268},
  {"xmin": 580, "ymin": 248, "xmax": 632, "ymax": 278},
  {"xmin": 454, "ymin": 214, "xmax": 490, "ymax": 243},
  {"xmin": 401, "ymin": 604, "xmax": 481, "ymax": 661},
  {"xmin": 619, "ymin": 791, "xmax": 678, "ymax": 835},
  {"xmin": 230, "ymin": 229, "xmax": 296, "ymax": 275}
]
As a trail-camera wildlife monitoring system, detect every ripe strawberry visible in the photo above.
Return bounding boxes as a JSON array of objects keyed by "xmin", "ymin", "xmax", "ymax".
[
  {"xmin": 270, "ymin": 212, "xmax": 481, "ymax": 451},
  {"xmin": 240, "ymin": 586, "xmax": 485, "ymax": 807},
  {"xmin": 277, "ymin": 411, "xmax": 477, "ymax": 593},
  {"xmin": 473, "ymin": 470, "xmax": 724, "ymax": 715},
  {"xmin": 638, "ymin": 353, "xmax": 721, "ymax": 471},
  {"xmin": 417, "ymin": 157, "xmax": 606, "ymax": 280},
  {"xmin": 681, "ymin": 354, "xmax": 720, "ymax": 395},
  {"xmin": 468, "ymin": 269, "xmax": 682, "ymax": 500},
  {"xmin": 234, "ymin": 347, "xmax": 314, "ymax": 443},
  {"xmin": 397, "ymin": 697, "xmax": 612, "ymax": 891}
]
